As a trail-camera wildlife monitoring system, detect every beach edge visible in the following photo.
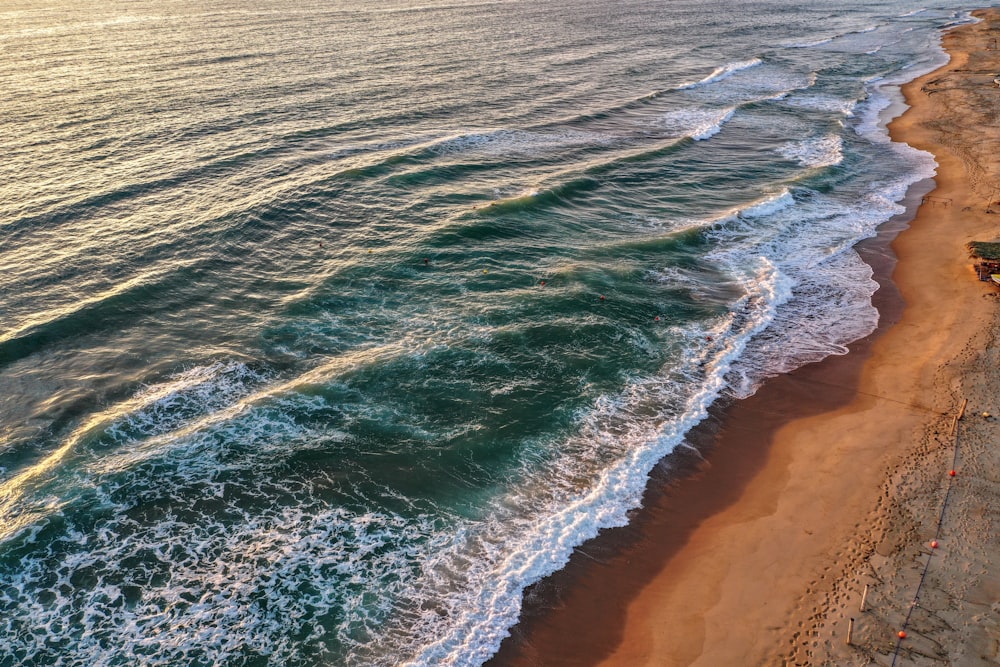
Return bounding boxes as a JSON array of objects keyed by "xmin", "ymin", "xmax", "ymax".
[{"xmin": 488, "ymin": 9, "xmax": 1000, "ymax": 666}]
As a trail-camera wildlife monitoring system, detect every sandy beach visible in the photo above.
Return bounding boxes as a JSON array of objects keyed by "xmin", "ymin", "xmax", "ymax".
[{"xmin": 490, "ymin": 9, "xmax": 1000, "ymax": 667}]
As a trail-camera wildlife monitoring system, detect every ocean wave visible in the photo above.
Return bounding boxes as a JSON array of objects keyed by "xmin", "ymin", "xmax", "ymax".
[
  {"xmin": 739, "ymin": 189, "xmax": 796, "ymax": 219},
  {"xmin": 0, "ymin": 361, "xmax": 270, "ymax": 540},
  {"xmin": 679, "ymin": 57, "xmax": 763, "ymax": 89},
  {"xmin": 658, "ymin": 106, "xmax": 736, "ymax": 141},
  {"xmin": 679, "ymin": 60, "xmax": 817, "ymax": 110},
  {"xmin": 0, "ymin": 484, "xmax": 455, "ymax": 667},
  {"xmin": 428, "ymin": 128, "xmax": 615, "ymax": 157},
  {"xmin": 0, "ymin": 350, "xmax": 461, "ymax": 666},
  {"xmin": 398, "ymin": 260, "xmax": 790, "ymax": 666},
  {"xmin": 703, "ymin": 169, "xmax": 934, "ymax": 397},
  {"xmin": 783, "ymin": 35, "xmax": 837, "ymax": 48},
  {"xmin": 2, "ymin": 290, "xmax": 798, "ymax": 666},
  {"xmin": 776, "ymin": 134, "xmax": 844, "ymax": 168},
  {"xmin": 0, "ymin": 4, "xmax": 973, "ymax": 667},
  {"xmin": 0, "ymin": 262, "xmax": 199, "ymax": 370},
  {"xmin": 698, "ymin": 189, "xmax": 796, "ymax": 233},
  {"xmin": 782, "ymin": 22, "xmax": 889, "ymax": 52},
  {"xmin": 782, "ymin": 93, "xmax": 857, "ymax": 116}
]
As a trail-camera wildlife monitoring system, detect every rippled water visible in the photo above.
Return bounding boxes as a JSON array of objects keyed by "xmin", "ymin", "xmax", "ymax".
[{"xmin": 0, "ymin": 1, "xmax": 974, "ymax": 665}]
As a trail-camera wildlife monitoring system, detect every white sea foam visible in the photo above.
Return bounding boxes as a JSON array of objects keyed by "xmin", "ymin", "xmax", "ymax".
[
  {"xmin": 101, "ymin": 361, "xmax": 269, "ymax": 446},
  {"xmin": 699, "ymin": 189, "xmax": 796, "ymax": 237},
  {"xmin": 0, "ymin": 7, "xmax": 972, "ymax": 667},
  {"xmin": 1, "ymin": 489, "xmax": 453, "ymax": 666},
  {"xmin": 1, "ymin": 294, "xmax": 794, "ymax": 667},
  {"xmin": 776, "ymin": 134, "xmax": 844, "ymax": 168},
  {"xmin": 783, "ymin": 35, "xmax": 837, "ymax": 48},
  {"xmin": 680, "ymin": 58, "xmax": 763, "ymax": 89},
  {"xmin": 783, "ymin": 94, "xmax": 857, "ymax": 116},
  {"xmin": 851, "ymin": 63, "xmax": 940, "ymax": 191},
  {"xmin": 658, "ymin": 107, "xmax": 736, "ymax": 141},
  {"xmin": 398, "ymin": 261, "xmax": 790, "ymax": 666},
  {"xmin": 740, "ymin": 189, "xmax": 796, "ymax": 219},
  {"xmin": 0, "ymin": 357, "xmax": 451, "ymax": 666},
  {"xmin": 703, "ymin": 163, "xmax": 936, "ymax": 398},
  {"xmin": 0, "ymin": 361, "xmax": 270, "ymax": 543},
  {"xmin": 679, "ymin": 60, "xmax": 816, "ymax": 110}
]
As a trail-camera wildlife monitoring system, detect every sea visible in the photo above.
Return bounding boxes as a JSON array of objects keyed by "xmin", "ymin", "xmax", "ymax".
[{"xmin": 0, "ymin": 1, "xmax": 980, "ymax": 665}]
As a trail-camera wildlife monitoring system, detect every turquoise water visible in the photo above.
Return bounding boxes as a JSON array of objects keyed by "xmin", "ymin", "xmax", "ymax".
[{"xmin": 0, "ymin": 1, "xmax": 975, "ymax": 664}]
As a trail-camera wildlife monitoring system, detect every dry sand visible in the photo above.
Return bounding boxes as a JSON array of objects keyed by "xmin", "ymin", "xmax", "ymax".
[{"xmin": 490, "ymin": 9, "xmax": 1000, "ymax": 667}]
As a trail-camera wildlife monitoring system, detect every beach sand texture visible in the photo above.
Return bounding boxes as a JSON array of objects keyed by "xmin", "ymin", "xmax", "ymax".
[{"xmin": 490, "ymin": 8, "xmax": 1000, "ymax": 667}]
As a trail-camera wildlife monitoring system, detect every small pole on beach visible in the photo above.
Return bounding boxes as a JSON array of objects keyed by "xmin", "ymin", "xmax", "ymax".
[
  {"xmin": 949, "ymin": 398, "xmax": 969, "ymax": 437},
  {"xmin": 860, "ymin": 584, "xmax": 869, "ymax": 612},
  {"xmin": 846, "ymin": 617, "xmax": 855, "ymax": 645}
]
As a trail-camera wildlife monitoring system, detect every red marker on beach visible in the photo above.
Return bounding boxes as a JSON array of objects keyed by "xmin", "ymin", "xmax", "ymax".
[
  {"xmin": 898, "ymin": 630, "xmax": 907, "ymax": 639},
  {"xmin": 930, "ymin": 540, "xmax": 939, "ymax": 549},
  {"xmin": 949, "ymin": 470, "xmax": 957, "ymax": 477}
]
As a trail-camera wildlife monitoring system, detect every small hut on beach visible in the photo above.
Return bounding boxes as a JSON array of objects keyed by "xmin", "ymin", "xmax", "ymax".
[{"xmin": 969, "ymin": 241, "xmax": 1000, "ymax": 281}]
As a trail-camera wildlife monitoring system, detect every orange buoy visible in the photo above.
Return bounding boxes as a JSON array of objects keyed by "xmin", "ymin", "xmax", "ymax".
[
  {"xmin": 898, "ymin": 630, "xmax": 907, "ymax": 639},
  {"xmin": 599, "ymin": 295, "xmax": 605, "ymax": 301},
  {"xmin": 654, "ymin": 316, "xmax": 660, "ymax": 321},
  {"xmin": 540, "ymin": 280, "xmax": 546, "ymax": 286}
]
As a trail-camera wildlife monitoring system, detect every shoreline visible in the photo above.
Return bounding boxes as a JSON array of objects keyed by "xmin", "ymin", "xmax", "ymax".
[
  {"xmin": 489, "ymin": 9, "xmax": 1000, "ymax": 666},
  {"xmin": 486, "ymin": 177, "xmax": 932, "ymax": 667}
]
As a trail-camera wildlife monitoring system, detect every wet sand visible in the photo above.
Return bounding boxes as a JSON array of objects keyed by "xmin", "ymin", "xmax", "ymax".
[{"xmin": 489, "ymin": 9, "xmax": 1000, "ymax": 667}]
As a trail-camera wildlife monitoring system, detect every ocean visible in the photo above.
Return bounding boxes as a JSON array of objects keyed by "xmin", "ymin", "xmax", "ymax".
[{"xmin": 0, "ymin": 1, "xmax": 977, "ymax": 664}]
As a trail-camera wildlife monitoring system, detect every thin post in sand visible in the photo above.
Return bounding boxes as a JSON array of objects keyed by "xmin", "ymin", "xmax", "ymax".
[
  {"xmin": 949, "ymin": 398, "xmax": 968, "ymax": 438},
  {"xmin": 860, "ymin": 584, "xmax": 870, "ymax": 612},
  {"xmin": 846, "ymin": 617, "xmax": 855, "ymax": 645}
]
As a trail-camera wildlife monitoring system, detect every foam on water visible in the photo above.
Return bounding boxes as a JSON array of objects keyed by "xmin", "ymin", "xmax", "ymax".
[
  {"xmin": 658, "ymin": 107, "xmax": 736, "ymax": 141},
  {"xmin": 428, "ymin": 128, "xmax": 616, "ymax": 157},
  {"xmin": 0, "ymin": 3, "xmax": 974, "ymax": 667},
  {"xmin": 2, "ymin": 483, "xmax": 456, "ymax": 666},
  {"xmin": 705, "ymin": 174, "xmax": 935, "ymax": 398},
  {"xmin": 782, "ymin": 94, "xmax": 857, "ymax": 116},
  {"xmin": 0, "ymin": 361, "xmax": 271, "ymax": 542},
  {"xmin": 1, "ymin": 278, "xmax": 793, "ymax": 666},
  {"xmin": 783, "ymin": 35, "xmax": 837, "ymax": 49},
  {"xmin": 673, "ymin": 29, "xmax": 946, "ymax": 399},
  {"xmin": 397, "ymin": 262, "xmax": 791, "ymax": 666},
  {"xmin": 738, "ymin": 189, "xmax": 796, "ymax": 219},
  {"xmin": 706, "ymin": 192, "xmax": 883, "ymax": 396},
  {"xmin": 776, "ymin": 134, "xmax": 844, "ymax": 168},
  {"xmin": 680, "ymin": 57, "xmax": 763, "ymax": 89},
  {"xmin": 679, "ymin": 60, "xmax": 816, "ymax": 108},
  {"xmin": 2, "ymin": 357, "xmax": 457, "ymax": 665}
]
